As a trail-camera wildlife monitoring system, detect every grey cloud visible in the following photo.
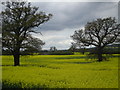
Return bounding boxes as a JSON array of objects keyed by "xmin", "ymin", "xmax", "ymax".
[
  {"xmin": 31, "ymin": 2, "xmax": 118, "ymax": 50},
  {"xmin": 32, "ymin": 2, "xmax": 117, "ymax": 32},
  {"xmin": 1, "ymin": 1, "xmax": 118, "ymax": 50}
]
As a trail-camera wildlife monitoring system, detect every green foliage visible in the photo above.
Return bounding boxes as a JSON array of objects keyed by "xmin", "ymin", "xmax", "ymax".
[
  {"xmin": 2, "ymin": 1, "xmax": 50, "ymax": 53},
  {"xmin": 1, "ymin": 54, "xmax": 119, "ymax": 88}
]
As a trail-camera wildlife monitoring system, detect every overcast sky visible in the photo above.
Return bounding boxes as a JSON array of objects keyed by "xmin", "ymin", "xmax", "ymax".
[
  {"xmin": 1, "ymin": 1, "xmax": 118, "ymax": 50},
  {"xmin": 30, "ymin": 2, "xmax": 118, "ymax": 50}
]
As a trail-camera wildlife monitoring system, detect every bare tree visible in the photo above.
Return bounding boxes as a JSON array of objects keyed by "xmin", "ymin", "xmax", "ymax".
[
  {"xmin": 50, "ymin": 46, "xmax": 57, "ymax": 52},
  {"xmin": 71, "ymin": 17, "xmax": 120, "ymax": 62}
]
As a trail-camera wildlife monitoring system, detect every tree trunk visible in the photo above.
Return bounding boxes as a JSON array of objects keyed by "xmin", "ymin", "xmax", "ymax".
[
  {"xmin": 97, "ymin": 47, "xmax": 103, "ymax": 62},
  {"xmin": 13, "ymin": 47, "xmax": 20, "ymax": 66},
  {"xmin": 13, "ymin": 54, "xmax": 20, "ymax": 66}
]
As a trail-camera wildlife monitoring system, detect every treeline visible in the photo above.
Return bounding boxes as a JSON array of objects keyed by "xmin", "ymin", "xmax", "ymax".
[
  {"xmin": 94, "ymin": 44, "xmax": 120, "ymax": 54},
  {"xmin": 40, "ymin": 50, "xmax": 74, "ymax": 55},
  {"xmin": 75, "ymin": 44, "xmax": 120, "ymax": 54},
  {"xmin": 2, "ymin": 44, "xmax": 120, "ymax": 55},
  {"xmin": 2, "ymin": 49, "xmax": 74, "ymax": 55}
]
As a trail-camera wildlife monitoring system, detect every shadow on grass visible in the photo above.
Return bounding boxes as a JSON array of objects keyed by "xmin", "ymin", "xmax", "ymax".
[
  {"xmin": 2, "ymin": 64, "xmax": 48, "ymax": 67},
  {"xmin": 1, "ymin": 64, "xmax": 61, "ymax": 69},
  {"xmin": 54, "ymin": 61, "xmax": 94, "ymax": 64},
  {"xmin": 0, "ymin": 65, "xmax": 14, "ymax": 66},
  {"xmin": 2, "ymin": 80, "xmax": 49, "ymax": 89},
  {"xmin": 56, "ymin": 55, "xmax": 120, "ymax": 60},
  {"xmin": 56, "ymin": 56, "xmax": 89, "ymax": 60},
  {"xmin": 69, "ymin": 62, "xmax": 93, "ymax": 64}
]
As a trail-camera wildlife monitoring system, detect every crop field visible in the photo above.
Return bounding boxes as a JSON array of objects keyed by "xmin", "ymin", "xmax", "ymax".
[{"xmin": 1, "ymin": 54, "xmax": 119, "ymax": 88}]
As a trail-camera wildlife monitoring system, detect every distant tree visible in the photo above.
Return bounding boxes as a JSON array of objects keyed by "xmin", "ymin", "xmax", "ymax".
[
  {"xmin": 2, "ymin": 1, "xmax": 52, "ymax": 66},
  {"xmin": 50, "ymin": 46, "xmax": 57, "ymax": 52},
  {"xmin": 71, "ymin": 17, "xmax": 120, "ymax": 62}
]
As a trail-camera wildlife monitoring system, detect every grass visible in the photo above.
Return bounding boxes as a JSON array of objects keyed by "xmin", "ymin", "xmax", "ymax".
[{"xmin": 1, "ymin": 54, "xmax": 119, "ymax": 88}]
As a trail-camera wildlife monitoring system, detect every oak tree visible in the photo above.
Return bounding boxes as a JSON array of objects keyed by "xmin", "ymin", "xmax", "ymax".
[
  {"xmin": 71, "ymin": 17, "xmax": 120, "ymax": 61},
  {"xmin": 2, "ymin": 1, "xmax": 52, "ymax": 66}
]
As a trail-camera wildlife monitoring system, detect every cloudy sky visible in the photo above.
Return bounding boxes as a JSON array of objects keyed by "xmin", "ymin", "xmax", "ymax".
[
  {"xmin": 2, "ymin": 0, "xmax": 118, "ymax": 50},
  {"xmin": 30, "ymin": 2, "xmax": 118, "ymax": 50}
]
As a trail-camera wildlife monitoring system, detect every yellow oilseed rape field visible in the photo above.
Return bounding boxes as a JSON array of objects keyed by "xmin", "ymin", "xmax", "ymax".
[{"xmin": 1, "ymin": 54, "xmax": 119, "ymax": 88}]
